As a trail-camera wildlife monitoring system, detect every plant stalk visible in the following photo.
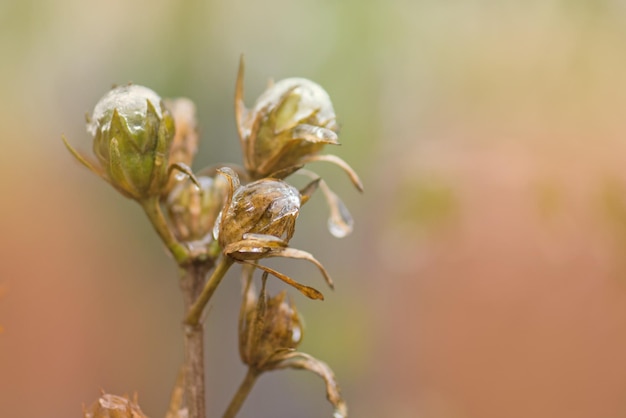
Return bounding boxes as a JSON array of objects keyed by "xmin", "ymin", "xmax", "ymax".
[
  {"xmin": 223, "ymin": 367, "xmax": 260, "ymax": 418},
  {"xmin": 185, "ymin": 257, "xmax": 234, "ymax": 326},
  {"xmin": 180, "ymin": 261, "xmax": 213, "ymax": 418},
  {"xmin": 140, "ymin": 197, "xmax": 189, "ymax": 265}
]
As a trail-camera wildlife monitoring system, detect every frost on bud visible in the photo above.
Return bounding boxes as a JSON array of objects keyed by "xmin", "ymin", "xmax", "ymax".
[
  {"xmin": 64, "ymin": 84, "xmax": 175, "ymax": 201},
  {"xmin": 166, "ymin": 174, "xmax": 228, "ymax": 242},
  {"xmin": 83, "ymin": 393, "xmax": 147, "ymax": 418},
  {"xmin": 236, "ymin": 66, "xmax": 339, "ymax": 180}
]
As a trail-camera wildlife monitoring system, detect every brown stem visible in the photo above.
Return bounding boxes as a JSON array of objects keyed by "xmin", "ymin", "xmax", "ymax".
[
  {"xmin": 180, "ymin": 262, "xmax": 213, "ymax": 418},
  {"xmin": 222, "ymin": 367, "xmax": 261, "ymax": 418}
]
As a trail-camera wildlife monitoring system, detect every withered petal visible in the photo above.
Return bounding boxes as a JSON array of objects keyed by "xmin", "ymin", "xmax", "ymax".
[{"xmin": 272, "ymin": 351, "xmax": 348, "ymax": 418}]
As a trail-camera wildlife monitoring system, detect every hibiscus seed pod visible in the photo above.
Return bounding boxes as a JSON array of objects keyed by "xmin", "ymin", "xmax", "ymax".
[
  {"xmin": 236, "ymin": 61, "xmax": 339, "ymax": 179},
  {"xmin": 65, "ymin": 84, "xmax": 176, "ymax": 201},
  {"xmin": 240, "ymin": 274, "xmax": 304, "ymax": 369},
  {"xmin": 166, "ymin": 174, "xmax": 228, "ymax": 242}
]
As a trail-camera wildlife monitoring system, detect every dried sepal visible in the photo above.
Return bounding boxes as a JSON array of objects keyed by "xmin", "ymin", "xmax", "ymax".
[
  {"xmin": 301, "ymin": 154, "xmax": 364, "ymax": 193},
  {"xmin": 162, "ymin": 97, "xmax": 200, "ymax": 196},
  {"xmin": 239, "ymin": 272, "xmax": 305, "ymax": 368},
  {"xmin": 271, "ymin": 351, "xmax": 348, "ymax": 418},
  {"xmin": 83, "ymin": 392, "xmax": 148, "ymax": 418},
  {"xmin": 62, "ymin": 135, "xmax": 106, "ymax": 178},
  {"xmin": 166, "ymin": 174, "xmax": 228, "ymax": 243},
  {"xmin": 241, "ymin": 261, "xmax": 324, "ymax": 300}
]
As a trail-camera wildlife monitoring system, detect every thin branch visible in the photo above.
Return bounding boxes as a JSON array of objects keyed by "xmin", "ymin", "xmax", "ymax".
[
  {"xmin": 185, "ymin": 257, "xmax": 234, "ymax": 326},
  {"xmin": 139, "ymin": 196, "xmax": 189, "ymax": 265},
  {"xmin": 222, "ymin": 367, "xmax": 261, "ymax": 418}
]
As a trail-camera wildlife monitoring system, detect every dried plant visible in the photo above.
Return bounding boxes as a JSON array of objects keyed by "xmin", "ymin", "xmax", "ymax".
[{"xmin": 64, "ymin": 57, "xmax": 361, "ymax": 418}]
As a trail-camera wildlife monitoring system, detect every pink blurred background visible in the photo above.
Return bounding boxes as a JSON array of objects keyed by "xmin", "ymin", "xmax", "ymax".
[{"xmin": 3, "ymin": 1, "xmax": 626, "ymax": 417}]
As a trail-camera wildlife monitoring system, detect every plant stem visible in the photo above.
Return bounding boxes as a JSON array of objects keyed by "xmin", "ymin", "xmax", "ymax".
[
  {"xmin": 165, "ymin": 365, "xmax": 186, "ymax": 418},
  {"xmin": 185, "ymin": 257, "xmax": 234, "ymax": 326},
  {"xmin": 140, "ymin": 197, "xmax": 189, "ymax": 265},
  {"xmin": 223, "ymin": 367, "xmax": 260, "ymax": 418},
  {"xmin": 180, "ymin": 261, "xmax": 213, "ymax": 418}
]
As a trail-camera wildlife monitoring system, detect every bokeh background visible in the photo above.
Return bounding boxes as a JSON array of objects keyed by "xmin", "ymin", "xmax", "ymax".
[{"xmin": 3, "ymin": 0, "xmax": 626, "ymax": 417}]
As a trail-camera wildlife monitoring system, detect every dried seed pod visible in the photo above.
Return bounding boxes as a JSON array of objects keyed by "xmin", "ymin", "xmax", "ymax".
[
  {"xmin": 235, "ymin": 59, "xmax": 339, "ymax": 180},
  {"xmin": 214, "ymin": 168, "xmax": 331, "ymax": 300},
  {"xmin": 237, "ymin": 272, "xmax": 348, "ymax": 417},
  {"xmin": 83, "ymin": 393, "xmax": 147, "ymax": 418},
  {"xmin": 166, "ymin": 174, "xmax": 228, "ymax": 242},
  {"xmin": 215, "ymin": 171, "xmax": 302, "ymax": 248},
  {"xmin": 235, "ymin": 58, "xmax": 363, "ymax": 238},
  {"xmin": 64, "ymin": 84, "xmax": 175, "ymax": 201},
  {"xmin": 240, "ymin": 273, "xmax": 303, "ymax": 369}
]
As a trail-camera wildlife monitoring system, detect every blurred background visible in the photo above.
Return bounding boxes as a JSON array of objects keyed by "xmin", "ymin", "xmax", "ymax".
[{"xmin": 3, "ymin": 0, "xmax": 626, "ymax": 417}]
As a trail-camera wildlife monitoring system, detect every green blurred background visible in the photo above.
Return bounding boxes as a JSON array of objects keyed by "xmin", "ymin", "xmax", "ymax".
[{"xmin": 4, "ymin": 0, "xmax": 626, "ymax": 417}]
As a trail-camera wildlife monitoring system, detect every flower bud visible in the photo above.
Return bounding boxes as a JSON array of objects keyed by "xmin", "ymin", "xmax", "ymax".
[
  {"xmin": 215, "ymin": 170, "xmax": 302, "ymax": 251},
  {"xmin": 240, "ymin": 274, "xmax": 303, "ymax": 369},
  {"xmin": 234, "ymin": 60, "xmax": 363, "ymax": 240},
  {"xmin": 64, "ymin": 84, "xmax": 175, "ymax": 201},
  {"xmin": 236, "ymin": 61, "xmax": 339, "ymax": 179},
  {"xmin": 166, "ymin": 174, "xmax": 228, "ymax": 242},
  {"xmin": 214, "ymin": 168, "xmax": 331, "ymax": 300}
]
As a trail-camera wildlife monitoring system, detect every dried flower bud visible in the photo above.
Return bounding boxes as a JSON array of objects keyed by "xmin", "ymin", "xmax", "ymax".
[
  {"xmin": 162, "ymin": 98, "xmax": 199, "ymax": 197},
  {"xmin": 64, "ymin": 84, "xmax": 175, "ymax": 201},
  {"xmin": 215, "ymin": 171, "xmax": 302, "ymax": 250},
  {"xmin": 238, "ymin": 272, "xmax": 348, "ymax": 417},
  {"xmin": 235, "ymin": 60, "xmax": 339, "ymax": 180},
  {"xmin": 240, "ymin": 274, "xmax": 303, "ymax": 369},
  {"xmin": 83, "ymin": 393, "xmax": 147, "ymax": 418},
  {"xmin": 235, "ymin": 58, "xmax": 363, "ymax": 239},
  {"xmin": 215, "ymin": 168, "xmax": 332, "ymax": 300},
  {"xmin": 166, "ymin": 174, "xmax": 227, "ymax": 242}
]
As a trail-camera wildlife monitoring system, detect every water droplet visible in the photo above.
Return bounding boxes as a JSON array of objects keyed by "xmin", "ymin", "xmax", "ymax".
[
  {"xmin": 328, "ymin": 216, "xmax": 352, "ymax": 238},
  {"xmin": 293, "ymin": 124, "xmax": 338, "ymax": 144},
  {"xmin": 333, "ymin": 410, "xmax": 346, "ymax": 418},
  {"xmin": 292, "ymin": 325, "xmax": 302, "ymax": 344},
  {"xmin": 326, "ymin": 190, "xmax": 354, "ymax": 238}
]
